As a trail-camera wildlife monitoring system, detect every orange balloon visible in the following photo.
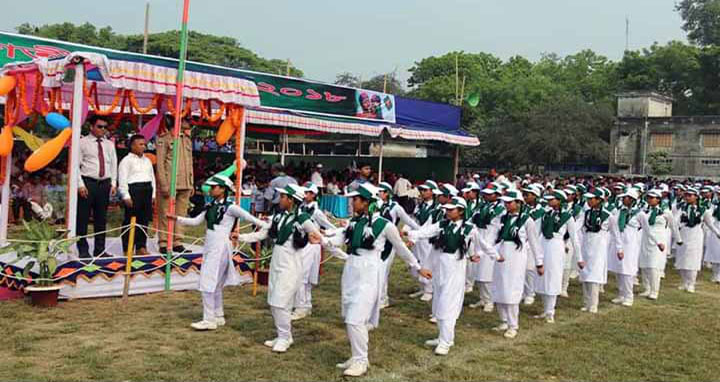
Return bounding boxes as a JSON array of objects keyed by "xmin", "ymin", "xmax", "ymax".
[
  {"xmin": 0, "ymin": 75, "xmax": 17, "ymax": 96},
  {"xmin": 25, "ymin": 128, "xmax": 72, "ymax": 172},
  {"xmin": 216, "ymin": 117, "xmax": 236, "ymax": 145},
  {"xmin": 144, "ymin": 152, "xmax": 157, "ymax": 165},
  {"xmin": 0, "ymin": 126, "xmax": 14, "ymax": 157}
]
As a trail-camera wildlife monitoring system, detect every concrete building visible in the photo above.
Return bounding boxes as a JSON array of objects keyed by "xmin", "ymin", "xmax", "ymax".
[{"xmin": 610, "ymin": 92, "xmax": 720, "ymax": 178}]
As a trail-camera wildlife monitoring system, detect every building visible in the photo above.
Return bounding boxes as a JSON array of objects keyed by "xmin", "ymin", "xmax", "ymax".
[{"xmin": 610, "ymin": 91, "xmax": 720, "ymax": 178}]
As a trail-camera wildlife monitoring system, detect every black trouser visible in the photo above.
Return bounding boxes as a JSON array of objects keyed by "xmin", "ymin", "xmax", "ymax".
[
  {"xmin": 121, "ymin": 182, "xmax": 153, "ymax": 254},
  {"xmin": 397, "ymin": 196, "xmax": 414, "ymax": 215},
  {"xmin": 77, "ymin": 177, "xmax": 111, "ymax": 258},
  {"xmin": 12, "ymin": 198, "xmax": 31, "ymax": 222}
]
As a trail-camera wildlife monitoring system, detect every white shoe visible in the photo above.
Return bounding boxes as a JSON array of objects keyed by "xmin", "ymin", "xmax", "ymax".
[
  {"xmin": 678, "ymin": 285, "xmax": 687, "ymax": 291},
  {"xmin": 493, "ymin": 323, "xmax": 509, "ymax": 331},
  {"xmin": 420, "ymin": 293, "xmax": 433, "ymax": 302},
  {"xmin": 621, "ymin": 300, "xmax": 634, "ymax": 307},
  {"xmin": 580, "ymin": 307, "xmax": 588, "ymax": 312},
  {"xmin": 190, "ymin": 320, "xmax": 217, "ymax": 331},
  {"xmin": 687, "ymin": 286, "xmax": 696, "ymax": 293},
  {"xmin": 559, "ymin": 292, "xmax": 569, "ymax": 298},
  {"xmin": 522, "ymin": 296, "xmax": 535, "ymax": 305},
  {"xmin": 532, "ymin": 313, "xmax": 547, "ymax": 319},
  {"xmin": 379, "ymin": 300, "xmax": 390, "ymax": 309},
  {"xmin": 504, "ymin": 329, "xmax": 518, "ymax": 339},
  {"xmin": 343, "ymin": 361, "xmax": 368, "ymax": 377},
  {"xmin": 483, "ymin": 303, "xmax": 494, "ymax": 312},
  {"xmin": 290, "ymin": 309, "xmax": 311, "ymax": 321},
  {"xmin": 408, "ymin": 290, "xmax": 424, "ymax": 298},
  {"xmin": 434, "ymin": 344, "xmax": 450, "ymax": 355},
  {"xmin": 215, "ymin": 317, "xmax": 226, "ymax": 327},
  {"xmin": 264, "ymin": 337, "xmax": 294, "ymax": 348},
  {"xmin": 465, "ymin": 286, "xmax": 474, "ymax": 293},
  {"xmin": 545, "ymin": 315, "xmax": 555, "ymax": 324},
  {"xmin": 425, "ymin": 338, "xmax": 440, "ymax": 347},
  {"xmin": 272, "ymin": 338, "xmax": 292, "ymax": 353},
  {"xmin": 638, "ymin": 290, "xmax": 651, "ymax": 297},
  {"xmin": 366, "ymin": 323, "xmax": 376, "ymax": 332},
  {"xmin": 468, "ymin": 300, "xmax": 484, "ymax": 309},
  {"xmin": 429, "ymin": 317, "xmax": 437, "ymax": 323},
  {"xmin": 589, "ymin": 307, "xmax": 598, "ymax": 314},
  {"xmin": 336, "ymin": 359, "xmax": 352, "ymax": 369},
  {"xmin": 611, "ymin": 297, "xmax": 623, "ymax": 304}
]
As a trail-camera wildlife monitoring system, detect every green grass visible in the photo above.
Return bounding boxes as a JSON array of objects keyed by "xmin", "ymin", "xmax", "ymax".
[{"xmin": 2, "ymin": 253, "xmax": 720, "ymax": 382}]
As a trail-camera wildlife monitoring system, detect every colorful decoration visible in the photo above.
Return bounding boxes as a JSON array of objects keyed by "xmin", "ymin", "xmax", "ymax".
[
  {"xmin": 216, "ymin": 117, "xmax": 236, "ymax": 145},
  {"xmin": 0, "ymin": 75, "xmax": 16, "ymax": 96},
  {"xmin": 45, "ymin": 112, "xmax": 70, "ymax": 130},
  {"xmin": 24, "ymin": 128, "xmax": 71, "ymax": 172},
  {"xmin": 12, "ymin": 126, "xmax": 45, "ymax": 151},
  {"xmin": 144, "ymin": 152, "xmax": 157, "ymax": 165},
  {"xmin": 0, "ymin": 126, "xmax": 13, "ymax": 156}
]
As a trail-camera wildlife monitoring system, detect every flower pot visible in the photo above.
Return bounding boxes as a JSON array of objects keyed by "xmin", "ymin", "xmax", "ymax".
[
  {"xmin": 256, "ymin": 269, "xmax": 269, "ymax": 286},
  {"xmin": 24, "ymin": 285, "xmax": 62, "ymax": 307}
]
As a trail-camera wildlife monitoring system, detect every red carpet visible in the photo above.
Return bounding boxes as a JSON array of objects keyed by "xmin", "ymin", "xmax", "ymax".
[{"xmin": 0, "ymin": 287, "xmax": 23, "ymax": 300}]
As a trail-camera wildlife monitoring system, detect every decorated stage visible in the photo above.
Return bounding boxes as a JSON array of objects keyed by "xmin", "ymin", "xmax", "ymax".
[{"xmin": 0, "ymin": 237, "xmax": 253, "ymax": 299}]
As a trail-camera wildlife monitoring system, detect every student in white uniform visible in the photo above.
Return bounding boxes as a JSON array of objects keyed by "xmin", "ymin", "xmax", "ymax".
[
  {"xmin": 674, "ymin": 187, "xmax": 719, "ymax": 293},
  {"xmin": 480, "ymin": 189, "xmax": 544, "ymax": 339},
  {"xmin": 469, "ymin": 182, "xmax": 505, "ymax": 312},
  {"xmin": 608, "ymin": 188, "xmax": 642, "ymax": 307},
  {"xmin": 461, "ymin": 182, "xmax": 482, "ymax": 293},
  {"xmin": 561, "ymin": 185, "xmax": 584, "ymax": 297},
  {"xmin": 703, "ymin": 191, "xmax": 720, "ymax": 283},
  {"xmin": 409, "ymin": 180, "xmax": 443, "ymax": 302},
  {"xmin": 377, "ymin": 182, "xmax": 420, "ymax": 309},
  {"xmin": 291, "ymin": 182, "xmax": 337, "ymax": 321},
  {"xmin": 407, "ymin": 197, "xmax": 477, "ymax": 355},
  {"xmin": 324, "ymin": 183, "xmax": 432, "ymax": 377},
  {"xmin": 577, "ymin": 188, "xmax": 611, "ymax": 314},
  {"xmin": 536, "ymin": 190, "xmax": 581, "ymax": 323},
  {"xmin": 235, "ymin": 184, "xmax": 322, "ymax": 353},
  {"xmin": 521, "ymin": 184, "xmax": 545, "ymax": 305},
  {"xmin": 168, "ymin": 175, "xmax": 268, "ymax": 330}
]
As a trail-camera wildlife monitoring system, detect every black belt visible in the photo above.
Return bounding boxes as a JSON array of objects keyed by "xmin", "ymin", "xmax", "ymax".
[
  {"xmin": 82, "ymin": 176, "xmax": 111, "ymax": 184},
  {"xmin": 129, "ymin": 182, "xmax": 153, "ymax": 189}
]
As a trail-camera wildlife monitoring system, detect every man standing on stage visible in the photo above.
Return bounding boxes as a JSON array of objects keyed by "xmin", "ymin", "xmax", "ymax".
[
  {"xmin": 119, "ymin": 135, "xmax": 156, "ymax": 256},
  {"xmin": 156, "ymin": 117, "xmax": 193, "ymax": 254},
  {"xmin": 77, "ymin": 116, "xmax": 117, "ymax": 258}
]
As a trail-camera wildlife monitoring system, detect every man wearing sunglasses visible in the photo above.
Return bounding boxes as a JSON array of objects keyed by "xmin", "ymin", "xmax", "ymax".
[{"xmin": 76, "ymin": 115, "xmax": 118, "ymax": 258}]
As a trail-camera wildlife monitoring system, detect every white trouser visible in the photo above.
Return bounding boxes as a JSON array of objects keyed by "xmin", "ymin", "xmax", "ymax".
[
  {"xmin": 465, "ymin": 260, "xmax": 474, "ymax": 290},
  {"xmin": 712, "ymin": 264, "xmax": 720, "ymax": 281},
  {"xmin": 477, "ymin": 282, "xmax": 492, "ymax": 304},
  {"xmin": 641, "ymin": 268, "xmax": 662, "ymax": 297},
  {"xmin": 271, "ymin": 306, "xmax": 293, "ymax": 341},
  {"xmin": 201, "ymin": 255, "xmax": 228, "ymax": 322},
  {"xmin": 381, "ymin": 253, "xmax": 395, "ymax": 305},
  {"xmin": 293, "ymin": 283, "xmax": 313, "ymax": 311},
  {"xmin": 617, "ymin": 274, "xmax": 634, "ymax": 302},
  {"xmin": 437, "ymin": 318, "xmax": 456, "ymax": 347},
  {"xmin": 582, "ymin": 282, "xmax": 600, "ymax": 311},
  {"xmin": 561, "ymin": 269, "xmax": 571, "ymax": 295},
  {"xmin": 496, "ymin": 303, "xmax": 519, "ymax": 330},
  {"xmin": 678, "ymin": 269, "xmax": 698, "ymax": 289},
  {"xmin": 541, "ymin": 294, "xmax": 557, "ymax": 317},
  {"xmin": 347, "ymin": 323, "xmax": 369, "ymax": 364},
  {"xmin": 523, "ymin": 269, "xmax": 537, "ymax": 299}
]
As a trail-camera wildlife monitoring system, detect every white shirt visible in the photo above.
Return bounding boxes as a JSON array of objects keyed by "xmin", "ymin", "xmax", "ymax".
[
  {"xmin": 118, "ymin": 152, "xmax": 156, "ymax": 201},
  {"xmin": 311, "ymin": 171, "xmax": 324, "ymax": 187},
  {"xmin": 394, "ymin": 177, "xmax": 412, "ymax": 197},
  {"xmin": 78, "ymin": 135, "xmax": 118, "ymax": 188}
]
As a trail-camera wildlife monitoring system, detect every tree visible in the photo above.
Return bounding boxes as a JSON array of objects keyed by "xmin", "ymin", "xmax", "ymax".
[
  {"xmin": 677, "ymin": 0, "xmax": 720, "ymax": 46},
  {"xmin": 334, "ymin": 72, "xmax": 361, "ymax": 87},
  {"xmin": 647, "ymin": 151, "xmax": 673, "ymax": 175}
]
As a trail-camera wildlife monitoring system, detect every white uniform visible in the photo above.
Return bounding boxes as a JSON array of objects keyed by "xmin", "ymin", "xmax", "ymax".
[
  {"xmin": 703, "ymin": 206, "xmax": 720, "ymax": 281},
  {"xmin": 412, "ymin": 199, "xmax": 441, "ymax": 295},
  {"xmin": 481, "ymin": 212, "xmax": 543, "ymax": 331},
  {"xmin": 471, "ymin": 201, "xmax": 505, "ymax": 307},
  {"xmin": 178, "ymin": 200, "xmax": 267, "ymax": 323},
  {"xmin": 325, "ymin": 213, "xmax": 421, "ymax": 367},
  {"xmin": 675, "ymin": 204, "xmax": 717, "ymax": 291},
  {"xmin": 378, "ymin": 199, "xmax": 420, "ymax": 307},
  {"xmin": 637, "ymin": 207, "xmax": 679, "ymax": 299},
  {"xmin": 577, "ymin": 207, "xmax": 611, "ymax": 312},
  {"xmin": 236, "ymin": 210, "xmax": 320, "ymax": 343},
  {"xmin": 537, "ymin": 208, "xmax": 581, "ymax": 318},
  {"xmin": 608, "ymin": 206, "xmax": 642, "ymax": 303},
  {"xmin": 523, "ymin": 204, "xmax": 544, "ymax": 302}
]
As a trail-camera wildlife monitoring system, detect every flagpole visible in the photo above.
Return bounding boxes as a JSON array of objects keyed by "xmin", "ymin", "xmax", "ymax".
[{"xmin": 165, "ymin": 0, "xmax": 191, "ymax": 291}]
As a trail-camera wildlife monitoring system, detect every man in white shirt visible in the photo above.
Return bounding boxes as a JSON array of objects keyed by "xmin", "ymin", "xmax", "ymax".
[
  {"xmin": 118, "ymin": 134, "xmax": 156, "ymax": 256},
  {"xmin": 77, "ymin": 116, "xmax": 118, "ymax": 258},
  {"xmin": 393, "ymin": 173, "xmax": 413, "ymax": 214},
  {"xmin": 310, "ymin": 164, "xmax": 324, "ymax": 194}
]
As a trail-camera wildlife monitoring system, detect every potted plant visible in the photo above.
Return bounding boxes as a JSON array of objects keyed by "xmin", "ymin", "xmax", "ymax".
[
  {"xmin": 0, "ymin": 220, "xmax": 75, "ymax": 307},
  {"xmin": 255, "ymin": 245, "xmax": 273, "ymax": 286}
]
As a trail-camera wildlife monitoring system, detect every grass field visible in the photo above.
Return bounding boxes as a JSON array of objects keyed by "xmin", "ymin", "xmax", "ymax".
[{"xmin": 2, "ymin": 246, "xmax": 720, "ymax": 382}]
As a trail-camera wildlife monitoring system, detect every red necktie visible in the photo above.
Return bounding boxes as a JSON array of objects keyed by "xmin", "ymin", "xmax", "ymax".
[{"xmin": 97, "ymin": 138, "xmax": 105, "ymax": 178}]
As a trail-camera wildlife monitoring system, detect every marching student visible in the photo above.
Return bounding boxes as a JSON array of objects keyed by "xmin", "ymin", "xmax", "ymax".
[
  {"xmin": 536, "ymin": 189, "xmax": 581, "ymax": 323},
  {"xmin": 462, "ymin": 181, "xmax": 482, "ymax": 293},
  {"xmin": 324, "ymin": 183, "xmax": 432, "ymax": 377},
  {"xmin": 521, "ymin": 184, "xmax": 545, "ymax": 305},
  {"xmin": 577, "ymin": 188, "xmax": 611, "ymax": 313},
  {"xmin": 409, "ymin": 180, "xmax": 444, "ymax": 302},
  {"xmin": 168, "ymin": 175, "xmax": 268, "ymax": 331},
  {"xmin": 674, "ymin": 187, "xmax": 719, "ymax": 293},
  {"xmin": 479, "ymin": 189, "xmax": 544, "ymax": 339},
  {"xmin": 291, "ymin": 182, "xmax": 337, "ymax": 321},
  {"xmin": 407, "ymin": 196, "xmax": 478, "ymax": 355},
  {"xmin": 608, "ymin": 188, "xmax": 642, "ymax": 307},
  {"xmin": 560, "ymin": 184, "xmax": 584, "ymax": 297},
  {"xmin": 704, "ymin": 191, "xmax": 720, "ymax": 283},
  {"xmin": 377, "ymin": 181, "xmax": 421, "ymax": 309},
  {"xmin": 469, "ymin": 182, "xmax": 505, "ymax": 312},
  {"xmin": 235, "ymin": 184, "xmax": 322, "ymax": 353}
]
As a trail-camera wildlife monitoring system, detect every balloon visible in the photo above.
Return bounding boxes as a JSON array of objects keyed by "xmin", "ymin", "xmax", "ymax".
[
  {"xmin": 0, "ymin": 126, "xmax": 13, "ymax": 156},
  {"xmin": 45, "ymin": 112, "xmax": 71, "ymax": 130},
  {"xmin": 12, "ymin": 126, "xmax": 45, "ymax": 151},
  {"xmin": 144, "ymin": 153, "xmax": 157, "ymax": 165},
  {"xmin": 466, "ymin": 93, "xmax": 480, "ymax": 108},
  {"xmin": 0, "ymin": 75, "xmax": 17, "ymax": 96},
  {"xmin": 216, "ymin": 118, "xmax": 236, "ymax": 145},
  {"xmin": 25, "ymin": 128, "xmax": 72, "ymax": 172}
]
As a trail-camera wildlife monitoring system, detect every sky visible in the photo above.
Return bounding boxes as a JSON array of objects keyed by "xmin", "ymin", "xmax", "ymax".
[{"xmin": 0, "ymin": 0, "xmax": 688, "ymax": 84}]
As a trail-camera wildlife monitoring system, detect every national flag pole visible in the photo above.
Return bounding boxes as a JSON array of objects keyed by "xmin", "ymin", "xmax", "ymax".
[{"xmin": 165, "ymin": 0, "xmax": 191, "ymax": 291}]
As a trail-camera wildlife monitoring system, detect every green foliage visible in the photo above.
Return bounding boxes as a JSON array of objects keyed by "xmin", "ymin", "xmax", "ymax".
[
  {"xmin": 0, "ymin": 221, "xmax": 75, "ymax": 286},
  {"xmin": 648, "ymin": 151, "xmax": 673, "ymax": 176},
  {"xmin": 677, "ymin": 0, "xmax": 720, "ymax": 46},
  {"xmin": 335, "ymin": 72, "xmax": 405, "ymax": 95},
  {"xmin": 15, "ymin": 22, "xmax": 303, "ymax": 77}
]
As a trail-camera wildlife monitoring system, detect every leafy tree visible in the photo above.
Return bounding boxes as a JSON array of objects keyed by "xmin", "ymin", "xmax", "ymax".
[
  {"xmin": 647, "ymin": 151, "xmax": 673, "ymax": 175},
  {"xmin": 677, "ymin": 0, "xmax": 720, "ymax": 46}
]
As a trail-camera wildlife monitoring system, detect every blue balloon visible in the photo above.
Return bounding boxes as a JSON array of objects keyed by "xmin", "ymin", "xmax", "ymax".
[{"xmin": 45, "ymin": 112, "xmax": 70, "ymax": 130}]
